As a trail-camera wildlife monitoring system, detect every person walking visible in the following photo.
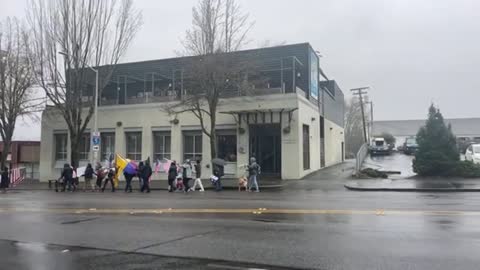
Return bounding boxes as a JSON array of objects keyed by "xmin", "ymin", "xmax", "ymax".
[
  {"xmin": 95, "ymin": 163, "xmax": 105, "ymax": 191},
  {"xmin": 0, "ymin": 167, "xmax": 9, "ymax": 193},
  {"xmin": 61, "ymin": 163, "xmax": 74, "ymax": 192},
  {"xmin": 212, "ymin": 164, "xmax": 224, "ymax": 192},
  {"xmin": 124, "ymin": 171, "xmax": 134, "ymax": 193},
  {"xmin": 83, "ymin": 163, "xmax": 95, "ymax": 192},
  {"xmin": 182, "ymin": 159, "xmax": 193, "ymax": 192},
  {"xmin": 191, "ymin": 160, "xmax": 204, "ymax": 191},
  {"xmin": 247, "ymin": 157, "xmax": 261, "ymax": 192},
  {"xmin": 167, "ymin": 161, "xmax": 177, "ymax": 192},
  {"xmin": 139, "ymin": 160, "xmax": 152, "ymax": 193},
  {"xmin": 102, "ymin": 168, "xmax": 116, "ymax": 192}
]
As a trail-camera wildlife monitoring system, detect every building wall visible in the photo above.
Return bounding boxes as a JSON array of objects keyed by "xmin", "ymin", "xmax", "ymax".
[
  {"xmin": 295, "ymin": 96, "xmax": 322, "ymax": 178},
  {"xmin": 40, "ymin": 92, "xmax": 344, "ymax": 181},
  {"xmin": 324, "ymin": 118, "xmax": 345, "ymax": 167}
]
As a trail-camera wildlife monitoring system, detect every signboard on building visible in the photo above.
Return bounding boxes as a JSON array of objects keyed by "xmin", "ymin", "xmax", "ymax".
[{"xmin": 309, "ymin": 50, "xmax": 319, "ymax": 100}]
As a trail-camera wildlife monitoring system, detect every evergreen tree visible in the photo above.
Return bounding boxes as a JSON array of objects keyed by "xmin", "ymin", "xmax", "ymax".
[{"xmin": 413, "ymin": 104, "xmax": 459, "ymax": 176}]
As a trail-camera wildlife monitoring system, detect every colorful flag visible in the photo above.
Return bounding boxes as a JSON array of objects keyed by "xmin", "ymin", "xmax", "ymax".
[{"xmin": 114, "ymin": 154, "xmax": 129, "ymax": 187}]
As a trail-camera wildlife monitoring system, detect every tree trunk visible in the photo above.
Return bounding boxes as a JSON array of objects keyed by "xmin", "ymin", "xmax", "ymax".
[
  {"xmin": 69, "ymin": 133, "xmax": 80, "ymax": 168},
  {"xmin": 209, "ymin": 105, "xmax": 217, "ymax": 159},
  {"xmin": 0, "ymin": 140, "xmax": 11, "ymax": 170}
]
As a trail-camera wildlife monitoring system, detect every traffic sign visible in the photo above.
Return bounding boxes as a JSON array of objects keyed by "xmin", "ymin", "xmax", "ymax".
[
  {"xmin": 92, "ymin": 131, "xmax": 101, "ymax": 146},
  {"xmin": 93, "ymin": 145, "xmax": 100, "ymax": 151}
]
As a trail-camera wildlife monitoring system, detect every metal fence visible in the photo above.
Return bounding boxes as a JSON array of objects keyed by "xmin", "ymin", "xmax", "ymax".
[{"xmin": 355, "ymin": 143, "xmax": 368, "ymax": 175}]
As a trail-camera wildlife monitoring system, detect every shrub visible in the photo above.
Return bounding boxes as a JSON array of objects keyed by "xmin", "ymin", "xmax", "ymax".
[
  {"xmin": 453, "ymin": 161, "xmax": 480, "ymax": 178},
  {"xmin": 413, "ymin": 104, "xmax": 459, "ymax": 176}
]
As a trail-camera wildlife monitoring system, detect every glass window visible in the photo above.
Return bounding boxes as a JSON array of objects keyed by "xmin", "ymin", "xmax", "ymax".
[
  {"xmin": 126, "ymin": 132, "xmax": 142, "ymax": 161},
  {"xmin": 79, "ymin": 133, "xmax": 90, "ymax": 160},
  {"xmin": 101, "ymin": 132, "xmax": 115, "ymax": 162},
  {"xmin": 153, "ymin": 131, "xmax": 171, "ymax": 161},
  {"xmin": 473, "ymin": 145, "xmax": 480, "ymax": 154},
  {"xmin": 303, "ymin": 125, "xmax": 310, "ymax": 170},
  {"xmin": 217, "ymin": 131, "xmax": 237, "ymax": 162},
  {"xmin": 54, "ymin": 133, "xmax": 67, "ymax": 161},
  {"xmin": 183, "ymin": 132, "xmax": 202, "ymax": 161}
]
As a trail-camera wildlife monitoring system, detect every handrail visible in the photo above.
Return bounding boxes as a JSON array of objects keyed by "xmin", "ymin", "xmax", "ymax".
[{"xmin": 355, "ymin": 143, "xmax": 368, "ymax": 175}]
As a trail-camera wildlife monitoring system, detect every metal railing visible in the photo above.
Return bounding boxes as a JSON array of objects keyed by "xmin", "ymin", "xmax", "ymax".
[{"xmin": 355, "ymin": 143, "xmax": 368, "ymax": 175}]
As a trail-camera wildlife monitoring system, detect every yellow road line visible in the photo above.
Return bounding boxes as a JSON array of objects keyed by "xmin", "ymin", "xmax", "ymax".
[{"xmin": 0, "ymin": 207, "xmax": 479, "ymax": 216}]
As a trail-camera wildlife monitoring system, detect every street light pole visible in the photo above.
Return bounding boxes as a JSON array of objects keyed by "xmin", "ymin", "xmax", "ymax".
[{"xmin": 58, "ymin": 51, "xmax": 99, "ymax": 165}]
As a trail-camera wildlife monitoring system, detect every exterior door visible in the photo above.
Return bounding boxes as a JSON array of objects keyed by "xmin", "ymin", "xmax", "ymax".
[{"xmin": 249, "ymin": 125, "xmax": 281, "ymax": 176}]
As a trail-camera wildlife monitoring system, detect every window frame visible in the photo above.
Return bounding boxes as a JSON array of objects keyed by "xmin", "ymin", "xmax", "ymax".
[
  {"xmin": 54, "ymin": 133, "xmax": 68, "ymax": 161},
  {"xmin": 153, "ymin": 131, "xmax": 171, "ymax": 161},
  {"xmin": 183, "ymin": 131, "xmax": 202, "ymax": 161},
  {"xmin": 101, "ymin": 132, "xmax": 116, "ymax": 162},
  {"xmin": 78, "ymin": 133, "xmax": 91, "ymax": 161},
  {"xmin": 125, "ymin": 131, "xmax": 142, "ymax": 161},
  {"xmin": 216, "ymin": 130, "xmax": 237, "ymax": 162}
]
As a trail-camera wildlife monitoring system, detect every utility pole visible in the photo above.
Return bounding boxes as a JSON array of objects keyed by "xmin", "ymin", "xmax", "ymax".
[
  {"xmin": 350, "ymin": 87, "xmax": 370, "ymax": 144},
  {"xmin": 365, "ymin": 101, "xmax": 374, "ymax": 142}
]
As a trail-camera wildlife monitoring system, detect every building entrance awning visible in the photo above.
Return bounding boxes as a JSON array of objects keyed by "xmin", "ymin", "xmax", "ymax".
[{"xmin": 220, "ymin": 107, "xmax": 298, "ymax": 125}]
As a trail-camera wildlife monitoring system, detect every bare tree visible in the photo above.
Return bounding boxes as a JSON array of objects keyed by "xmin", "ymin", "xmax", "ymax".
[
  {"xmin": 171, "ymin": 0, "xmax": 254, "ymax": 160},
  {"xmin": 0, "ymin": 17, "xmax": 41, "ymax": 169},
  {"xmin": 344, "ymin": 97, "xmax": 369, "ymax": 157},
  {"xmin": 27, "ymin": 0, "xmax": 142, "ymax": 166}
]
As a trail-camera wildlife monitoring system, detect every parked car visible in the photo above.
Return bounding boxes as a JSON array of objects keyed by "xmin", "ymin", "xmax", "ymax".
[
  {"xmin": 465, "ymin": 144, "xmax": 480, "ymax": 164},
  {"xmin": 397, "ymin": 145, "xmax": 404, "ymax": 152},
  {"xmin": 369, "ymin": 137, "xmax": 392, "ymax": 155},
  {"xmin": 403, "ymin": 137, "xmax": 418, "ymax": 155}
]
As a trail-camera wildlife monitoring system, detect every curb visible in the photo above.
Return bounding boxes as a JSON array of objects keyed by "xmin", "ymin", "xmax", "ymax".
[
  {"xmin": 344, "ymin": 184, "xmax": 480, "ymax": 192},
  {"xmin": 11, "ymin": 184, "xmax": 285, "ymax": 191}
]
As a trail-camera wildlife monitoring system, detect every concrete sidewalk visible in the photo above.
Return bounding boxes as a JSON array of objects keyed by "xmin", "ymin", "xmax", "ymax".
[
  {"xmin": 10, "ymin": 178, "xmax": 285, "ymax": 191},
  {"xmin": 345, "ymin": 178, "xmax": 480, "ymax": 191}
]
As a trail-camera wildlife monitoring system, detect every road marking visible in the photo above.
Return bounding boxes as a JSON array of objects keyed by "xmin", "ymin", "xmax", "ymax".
[
  {"xmin": 208, "ymin": 263, "xmax": 269, "ymax": 270},
  {"xmin": 1, "ymin": 207, "xmax": 480, "ymax": 217}
]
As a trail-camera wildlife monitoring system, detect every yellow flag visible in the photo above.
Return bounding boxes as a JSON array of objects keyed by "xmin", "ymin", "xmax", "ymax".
[{"xmin": 114, "ymin": 154, "xmax": 129, "ymax": 187}]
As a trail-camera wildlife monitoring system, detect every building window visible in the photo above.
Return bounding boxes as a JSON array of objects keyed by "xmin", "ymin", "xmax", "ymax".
[
  {"xmin": 303, "ymin": 125, "xmax": 310, "ymax": 170},
  {"xmin": 101, "ymin": 132, "xmax": 115, "ymax": 162},
  {"xmin": 126, "ymin": 132, "xmax": 142, "ymax": 161},
  {"xmin": 183, "ymin": 132, "xmax": 202, "ymax": 161},
  {"xmin": 153, "ymin": 131, "xmax": 171, "ymax": 161},
  {"xmin": 217, "ymin": 130, "xmax": 237, "ymax": 162},
  {"xmin": 79, "ymin": 133, "xmax": 91, "ymax": 160},
  {"xmin": 54, "ymin": 133, "xmax": 67, "ymax": 161}
]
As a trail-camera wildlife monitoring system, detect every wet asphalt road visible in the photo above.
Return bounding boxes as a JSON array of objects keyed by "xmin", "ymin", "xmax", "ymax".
[{"xmin": 1, "ymin": 162, "xmax": 480, "ymax": 270}]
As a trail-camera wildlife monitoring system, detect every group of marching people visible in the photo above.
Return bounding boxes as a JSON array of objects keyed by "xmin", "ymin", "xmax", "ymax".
[{"xmin": 56, "ymin": 156, "xmax": 261, "ymax": 193}]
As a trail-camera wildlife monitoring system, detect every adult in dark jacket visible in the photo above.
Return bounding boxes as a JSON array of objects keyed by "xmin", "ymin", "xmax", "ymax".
[
  {"xmin": 124, "ymin": 171, "xmax": 134, "ymax": 193},
  {"xmin": 139, "ymin": 161, "xmax": 152, "ymax": 193},
  {"xmin": 83, "ymin": 163, "xmax": 95, "ymax": 192},
  {"xmin": 1, "ymin": 167, "xmax": 9, "ymax": 192},
  {"xmin": 61, "ymin": 163, "xmax": 74, "ymax": 192},
  {"xmin": 167, "ymin": 162, "xmax": 178, "ymax": 192},
  {"xmin": 102, "ymin": 168, "xmax": 116, "ymax": 192}
]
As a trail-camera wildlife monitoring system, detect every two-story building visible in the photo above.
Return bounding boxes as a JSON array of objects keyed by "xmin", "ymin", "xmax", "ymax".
[{"xmin": 39, "ymin": 43, "xmax": 345, "ymax": 181}]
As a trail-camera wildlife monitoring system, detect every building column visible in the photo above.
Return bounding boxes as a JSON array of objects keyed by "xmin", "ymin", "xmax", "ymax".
[
  {"xmin": 170, "ymin": 123, "xmax": 182, "ymax": 163},
  {"xmin": 142, "ymin": 125, "xmax": 152, "ymax": 161},
  {"xmin": 236, "ymin": 122, "xmax": 249, "ymax": 177},
  {"xmin": 115, "ymin": 125, "xmax": 125, "ymax": 157}
]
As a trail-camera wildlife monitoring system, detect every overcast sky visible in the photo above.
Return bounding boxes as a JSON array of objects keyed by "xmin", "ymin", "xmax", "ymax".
[{"xmin": 1, "ymin": 0, "xmax": 479, "ymax": 140}]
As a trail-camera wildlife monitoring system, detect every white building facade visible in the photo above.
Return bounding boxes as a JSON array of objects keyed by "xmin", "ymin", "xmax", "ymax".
[{"xmin": 40, "ymin": 43, "xmax": 345, "ymax": 181}]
